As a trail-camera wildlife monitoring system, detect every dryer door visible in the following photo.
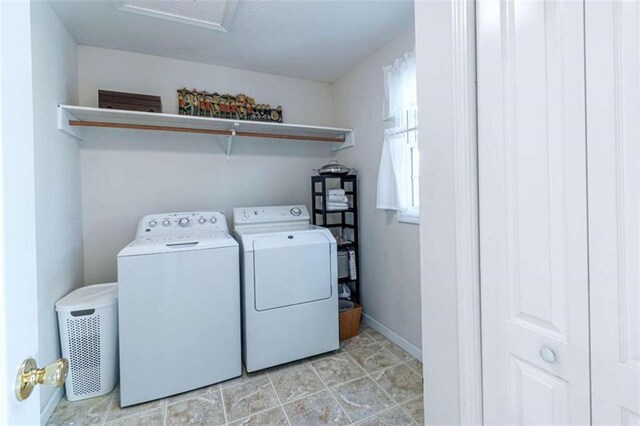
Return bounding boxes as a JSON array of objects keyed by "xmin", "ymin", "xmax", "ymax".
[{"xmin": 253, "ymin": 232, "xmax": 333, "ymax": 311}]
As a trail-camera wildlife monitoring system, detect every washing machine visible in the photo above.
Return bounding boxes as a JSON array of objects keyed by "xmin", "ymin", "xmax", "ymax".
[
  {"xmin": 233, "ymin": 205, "xmax": 339, "ymax": 372},
  {"xmin": 117, "ymin": 211, "xmax": 240, "ymax": 407}
]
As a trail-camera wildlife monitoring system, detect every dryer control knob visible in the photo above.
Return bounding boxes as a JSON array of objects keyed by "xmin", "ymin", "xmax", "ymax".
[
  {"xmin": 149, "ymin": 220, "xmax": 157, "ymax": 227},
  {"xmin": 210, "ymin": 217, "xmax": 217, "ymax": 224},
  {"xmin": 290, "ymin": 207, "xmax": 302, "ymax": 216},
  {"xmin": 178, "ymin": 217, "xmax": 190, "ymax": 227},
  {"xmin": 162, "ymin": 220, "xmax": 171, "ymax": 227},
  {"xmin": 199, "ymin": 218, "xmax": 206, "ymax": 224}
]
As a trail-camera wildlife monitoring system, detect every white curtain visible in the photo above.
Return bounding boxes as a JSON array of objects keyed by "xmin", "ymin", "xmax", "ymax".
[
  {"xmin": 377, "ymin": 51, "xmax": 416, "ymax": 211},
  {"xmin": 376, "ymin": 129, "xmax": 409, "ymax": 210},
  {"xmin": 382, "ymin": 51, "xmax": 417, "ymax": 123}
]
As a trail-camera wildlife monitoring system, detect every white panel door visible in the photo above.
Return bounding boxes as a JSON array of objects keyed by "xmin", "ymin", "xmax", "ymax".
[
  {"xmin": 477, "ymin": 1, "xmax": 591, "ymax": 424},
  {"xmin": 0, "ymin": 1, "xmax": 42, "ymax": 424},
  {"xmin": 585, "ymin": 1, "xmax": 640, "ymax": 424}
]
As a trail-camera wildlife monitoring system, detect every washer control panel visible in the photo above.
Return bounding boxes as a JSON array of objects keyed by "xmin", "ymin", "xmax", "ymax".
[
  {"xmin": 135, "ymin": 211, "xmax": 227, "ymax": 237},
  {"xmin": 233, "ymin": 205, "xmax": 310, "ymax": 226}
]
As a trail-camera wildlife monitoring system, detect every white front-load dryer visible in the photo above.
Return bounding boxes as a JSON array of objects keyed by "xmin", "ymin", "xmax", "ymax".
[
  {"xmin": 117, "ymin": 211, "xmax": 240, "ymax": 407},
  {"xmin": 233, "ymin": 205, "xmax": 339, "ymax": 372}
]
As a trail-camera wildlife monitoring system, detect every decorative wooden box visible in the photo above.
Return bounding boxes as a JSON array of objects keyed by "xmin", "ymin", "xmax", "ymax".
[{"xmin": 98, "ymin": 90, "xmax": 162, "ymax": 113}]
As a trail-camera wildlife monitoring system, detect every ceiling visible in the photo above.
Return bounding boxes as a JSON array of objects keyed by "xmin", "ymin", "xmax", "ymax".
[{"xmin": 49, "ymin": 0, "xmax": 414, "ymax": 83}]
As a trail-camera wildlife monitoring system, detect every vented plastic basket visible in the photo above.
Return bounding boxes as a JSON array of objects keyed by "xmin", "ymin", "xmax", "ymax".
[{"xmin": 55, "ymin": 283, "xmax": 118, "ymax": 401}]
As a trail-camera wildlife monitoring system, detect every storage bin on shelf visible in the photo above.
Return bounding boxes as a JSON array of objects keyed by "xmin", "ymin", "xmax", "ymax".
[{"xmin": 55, "ymin": 283, "xmax": 118, "ymax": 401}]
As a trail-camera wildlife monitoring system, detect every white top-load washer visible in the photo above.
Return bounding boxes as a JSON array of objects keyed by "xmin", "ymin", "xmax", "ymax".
[
  {"xmin": 118, "ymin": 211, "xmax": 240, "ymax": 407},
  {"xmin": 233, "ymin": 205, "xmax": 339, "ymax": 372}
]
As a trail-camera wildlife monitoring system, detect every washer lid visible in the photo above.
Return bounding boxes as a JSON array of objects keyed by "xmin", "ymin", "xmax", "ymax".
[
  {"xmin": 118, "ymin": 231, "xmax": 238, "ymax": 257},
  {"xmin": 55, "ymin": 282, "xmax": 118, "ymax": 312}
]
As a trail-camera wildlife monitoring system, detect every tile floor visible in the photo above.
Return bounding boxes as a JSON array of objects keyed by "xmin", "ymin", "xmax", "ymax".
[{"xmin": 47, "ymin": 325, "xmax": 424, "ymax": 425}]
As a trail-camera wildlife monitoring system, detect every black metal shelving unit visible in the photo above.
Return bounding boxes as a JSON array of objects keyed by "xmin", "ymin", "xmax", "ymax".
[{"xmin": 311, "ymin": 174, "xmax": 360, "ymax": 304}]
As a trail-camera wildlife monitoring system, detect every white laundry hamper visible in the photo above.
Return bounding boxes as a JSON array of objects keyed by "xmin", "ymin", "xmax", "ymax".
[{"xmin": 56, "ymin": 283, "xmax": 118, "ymax": 401}]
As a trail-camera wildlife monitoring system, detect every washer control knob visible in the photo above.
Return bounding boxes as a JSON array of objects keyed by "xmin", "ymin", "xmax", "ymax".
[
  {"xmin": 178, "ymin": 217, "xmax": 190, "ymax": 227},
  {"xmin": 149, "ymin": 220, "xmax": 157, "ymax": 227},
  {"xmin": 210, "ymin": 217, "xmax": 217, "ymax": 224},
  {"xmin": 243, "ymin": 211, "xmax": 250, "ymax": 218},
  {"xmin": 290, "ymin": 207, "xmax": 302, "ymax": 216},
  {"xmin": 162, "ymin": 220, "xmax": 171, "ymax": 227},
  {"xmin": 199, "ymin": 218, "xmax": 207, "ymax": 224}
]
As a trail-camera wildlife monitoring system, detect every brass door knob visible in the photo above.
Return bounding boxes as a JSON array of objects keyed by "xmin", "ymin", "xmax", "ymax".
[{"xmin": 15, "ymin": 357, "xmax": 69, "ymax": 401}]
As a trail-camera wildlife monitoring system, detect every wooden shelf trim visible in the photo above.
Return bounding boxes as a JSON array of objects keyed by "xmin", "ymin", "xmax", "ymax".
[{"xmin": 68, "ymin": 120, "xmax": 346, "ymax": 143}]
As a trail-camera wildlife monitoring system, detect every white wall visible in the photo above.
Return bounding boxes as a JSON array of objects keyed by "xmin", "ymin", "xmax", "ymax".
[
  {"xmin": 332, "ymin": 29, "xmax": 421, "ymax": 349},
  {"xmin": 77, "ymin": 47, "xmax": 335, "ymax": 284},
  {"xmin": 30, "ymin": 0, "xmax": 83, "ymax": 416}
]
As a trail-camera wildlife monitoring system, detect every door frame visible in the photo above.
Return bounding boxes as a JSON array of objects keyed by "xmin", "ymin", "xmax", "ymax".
[{"xmin": 416, "ymin": 0, "xmax": 483, "ymax": 424}]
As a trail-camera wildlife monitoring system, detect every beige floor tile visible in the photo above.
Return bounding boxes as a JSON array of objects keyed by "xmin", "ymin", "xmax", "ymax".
[
  {"xmin": 167, "ymin": 383, "xmax": 221, "ymax": 405},
  {"xmin": 331, "ymin": 377, "xmax": 394, "ymax": 422},
  {"xmin": 401, "ymin": 395, "xmax": 424, "ymax": 425},
  {"xmin": 51, "ymin": 338, "xmax": 424, "ymax": 426},
  {"xmin": 104, "ymin": 407, "xmax": 165, "ymax": 425},
  {"xmin": 269, "ymin": 364, "xmax": 325, "ymax": 403},
  {"xmin": 405, "ymin": 358, "xmax": 423, "ymax": 376},
  {"xmin": 378, "ymin": 339, "xmax": 414, "ymax": 362},
  {"xmin": 166, "ymin": 397, "xmax": 226, "ymax": 425},
  {"xmin": 356, "ymin": 406, "xmax": 414, "ymax": 426},
  {"xmin": 348, "ymin": 343, "xmax": 402, "ymax": 374},
  {"xmin": 105, "ymin": 388, "xmax": 166, "ymax": 422},
  {"xmin": 339, "ymin": 333, "xmax": 375, "ymax": 352},
  {"xmin": 372, "ymin": 364, "xmax": 423, "ymax": 404},
  {"xmin": 283, "ymin": 390, "xmax": 350, "ymax": 425},
  {"xmin": 229, "ymin": 406, "xmax": 289, "ymax": 426},
  {"xmin": 222, "ymin": 376, "xmax": 280, "ymax": 421},
  {"xmin": 46, "ymin": 392, "xmax": 113, "ymax": 426},
  {"xmin": 360, "ymin": 325, "xmax": 385, "ymax": 342},
  {"xmin": 310, "ymin": 353, "xmax": 366, "ymax": 387}
]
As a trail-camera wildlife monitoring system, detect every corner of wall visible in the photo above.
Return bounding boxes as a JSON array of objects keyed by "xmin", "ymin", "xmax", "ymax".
[{"xmin": 30, "ymin": 0, "xmax": 84, "ymax": 415}]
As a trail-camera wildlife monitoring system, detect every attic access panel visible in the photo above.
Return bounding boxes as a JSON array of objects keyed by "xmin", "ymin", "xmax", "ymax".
[{"xmin": 117, "ymin": 0, "xmax": 238, "ymax": 32}]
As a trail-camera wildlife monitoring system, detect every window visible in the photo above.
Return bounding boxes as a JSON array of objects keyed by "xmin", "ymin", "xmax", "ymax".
[
  {"xmin": 398, "ymin": 108, "xmax": 419, "ymax": 223},
  {"xmin": 377, "ymin": 51, "xmax": 419, "ymax": 224}
]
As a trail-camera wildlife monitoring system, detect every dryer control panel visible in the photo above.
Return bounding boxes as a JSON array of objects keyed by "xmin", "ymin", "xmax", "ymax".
[
  {"xmin": 135, "ymin": 211, "xmax": 229, "ymax": 237},
  {"xmin": 233, "ymin": 205, "xmax": 310, "ymax": 226}
]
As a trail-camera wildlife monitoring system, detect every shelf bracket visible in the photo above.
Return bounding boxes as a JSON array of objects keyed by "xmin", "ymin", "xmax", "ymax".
[
  {"xmin": 332, "ymin": 130, "xmax": 355, "ymax": 152},
  {"xmin": 57, "ymin": 106, "xmax": 83, "ymax": 141},
  {"xmin": 225, "ymin": 128, "xmax": 236, "ymax": 162}
]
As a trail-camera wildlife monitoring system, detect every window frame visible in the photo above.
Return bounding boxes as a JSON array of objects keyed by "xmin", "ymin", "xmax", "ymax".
[{"xmin": 396, "ymin": 109, "xmax": 420, "ymax": 225}]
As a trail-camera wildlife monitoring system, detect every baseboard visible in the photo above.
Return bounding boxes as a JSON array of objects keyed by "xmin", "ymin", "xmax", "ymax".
[
  {"xmin": 40, "ymin": 387, "xmax": 64, "ymax": 425},
  {"xmin": 361, "ymin": 313, "xmax": 423, "ymax": 361}
]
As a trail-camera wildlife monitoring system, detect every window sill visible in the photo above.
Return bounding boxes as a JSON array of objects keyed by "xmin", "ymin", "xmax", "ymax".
[{"xmin": 398, "ymin": 209, "xmax": 419, "ymax": 225}]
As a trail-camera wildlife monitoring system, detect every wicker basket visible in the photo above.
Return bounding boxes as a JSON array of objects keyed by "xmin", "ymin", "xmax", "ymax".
[{"xmin": 339, "ymin": 303, "xmax": 362, "ymax": 341}]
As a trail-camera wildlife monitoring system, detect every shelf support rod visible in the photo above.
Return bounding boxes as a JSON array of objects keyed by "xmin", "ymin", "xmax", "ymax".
[{"xmin": 66, "ymin": 120, "xmax": 347, "ymax": 143}]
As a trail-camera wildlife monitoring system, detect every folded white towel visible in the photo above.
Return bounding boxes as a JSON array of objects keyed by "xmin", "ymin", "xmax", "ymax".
[
  {"xmin": 326, "ymin": 202, "xmax": 349, "ymax": 211},
  {"xmin": 328, "ymin": 195, "xmax": 349, "ymax": 203},
  {"xmin": 328, "ymin": 188, "xmax": 346, "ymax": 196}
]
